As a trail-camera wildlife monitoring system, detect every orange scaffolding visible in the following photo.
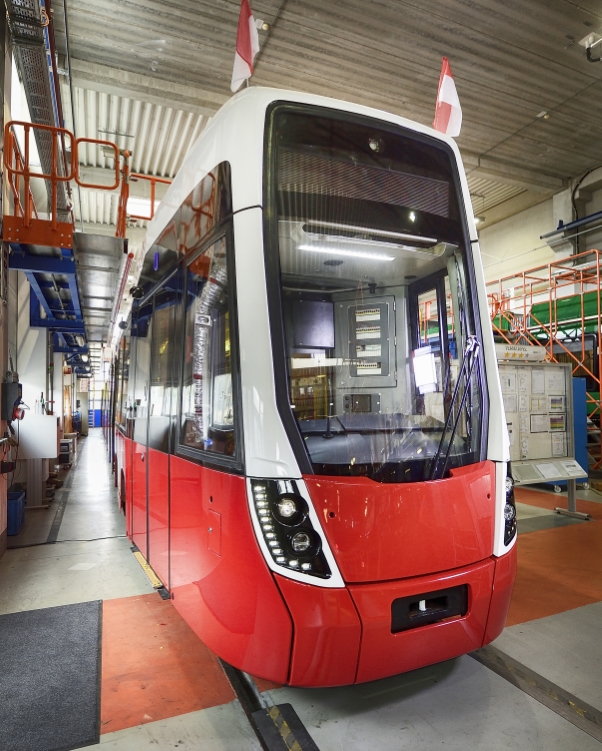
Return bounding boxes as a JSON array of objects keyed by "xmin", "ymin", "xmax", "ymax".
[{"xmin": 487, "ymin": 248, "xmax": 602, "ymax": 467}]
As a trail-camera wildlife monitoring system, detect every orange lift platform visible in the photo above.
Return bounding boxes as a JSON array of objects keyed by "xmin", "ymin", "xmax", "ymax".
[{"xmin": 3, "ymin": 120, "xmax": 170, "ymax": 368}]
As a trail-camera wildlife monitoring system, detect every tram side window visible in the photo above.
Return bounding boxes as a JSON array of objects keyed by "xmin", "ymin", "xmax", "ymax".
[
  {"xmin": 148, "ymin": 293, "xmax": 177, "ymax": 452},
  {"xmin": 116, "ymin": 336, "xmax": 130, "ymax": 429},
  {"xmin": 180, "ymin": 235, "xmax": 236, "ymax": 457},
  {"xmin": 131, "ymin": 301, "xmax": 153, "ymax": 445}
]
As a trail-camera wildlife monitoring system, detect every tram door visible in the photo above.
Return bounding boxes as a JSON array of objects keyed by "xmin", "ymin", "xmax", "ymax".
[
  {"xmin": 131, "ymin": 304, "xmax": 152, "ymax": 557},
  {"xmin": 146, "ymin": 287, "xmax": 177, "ymax": 587}
]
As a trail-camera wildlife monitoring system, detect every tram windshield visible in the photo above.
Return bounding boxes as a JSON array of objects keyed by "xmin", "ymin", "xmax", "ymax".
[{"xmin": 266, "ymin": 105, "xmax": 486, "ymax": 482}]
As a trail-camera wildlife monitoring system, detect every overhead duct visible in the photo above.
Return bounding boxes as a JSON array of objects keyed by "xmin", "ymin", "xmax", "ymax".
[{"xmin": 541, "ymin": 211, "xmax": 602, "ymax": 260}]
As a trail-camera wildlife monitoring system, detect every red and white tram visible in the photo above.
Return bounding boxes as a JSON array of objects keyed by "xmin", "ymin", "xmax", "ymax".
[{"xmin": 113, "ymin": 87, "xmax": 516, "ymax": 687}]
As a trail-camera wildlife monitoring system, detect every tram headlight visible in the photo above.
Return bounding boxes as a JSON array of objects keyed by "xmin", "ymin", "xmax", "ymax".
[
  {"xmin": 291, "ymin": 531, "xmax": 312, "ymax": 553},
  {"xmin": 504, "ymin": 503, "xmax": 516, "ymax": 521},
  {"xmin": 277, "ymin": 496, "xmax": 298, "ymax": 519},
  {"xmin": 504, "ymin": 466, "xmax": 517, "ymax": 545},
  {"xmin": 250, "ymin": 479, "xmax": 330, "ymax": 579}
]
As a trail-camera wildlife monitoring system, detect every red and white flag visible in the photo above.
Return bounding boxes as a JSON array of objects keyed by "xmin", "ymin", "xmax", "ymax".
[
  {"xmin": 231, "ymin": 0, "xmax": 260, "ymax": 93},
  {"xmin": 432, "ymin": 57, "xmax": 462, "ymax": 137}
]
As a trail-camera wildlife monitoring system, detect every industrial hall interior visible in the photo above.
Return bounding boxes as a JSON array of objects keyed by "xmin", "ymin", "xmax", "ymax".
[{"xmin": 2, "ymin": 1, "xmax": 602, "ymax": 750}]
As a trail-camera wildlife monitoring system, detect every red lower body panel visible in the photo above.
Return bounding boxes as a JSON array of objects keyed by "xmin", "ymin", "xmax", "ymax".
[
  {"xmin": 349, "ymin": 559, "xmax": 495, "ymax": 683},
  {"xmin": 169, "ymin": 457, "xmax": 292, "ymax": 683},
  {"xmin": 270, "ymin": 547, "xmax": 516, "ymax": 687},
  {"xmin": 305, "ymin": 462, "xmax": 495, "ymax": 583},
  {"xmin": 119, "ymin": 443, "xmax": 516, "ymax": 687},
  {"xmin": 274, "ymin": 575, "xmax": 361, "ymax": 687},
  {"xmin": 114, "ymin": 430, "xmax": 124, "ymax": 506},
  {"xmin": 147, "ymin": 447, "xmax": 169, "ymax": 586},
  {"xmin": 118, "ymin": 433, "xmax": 134, "ymax": 539},
  {"xmin": 132, "ymin": 442, "xmax": 147, "ymax": 555},
  {"xmin": 483, "ymin": 544, "xmax": 517, "ymax": 645}
]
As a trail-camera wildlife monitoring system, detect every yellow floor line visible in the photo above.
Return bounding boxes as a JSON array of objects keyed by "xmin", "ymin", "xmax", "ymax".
[{"xmin": 133, "ymin": 551, "xmax": 163, "ymax": 589}]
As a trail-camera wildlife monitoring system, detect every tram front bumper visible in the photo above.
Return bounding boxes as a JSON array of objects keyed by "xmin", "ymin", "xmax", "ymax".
[{"xmin": 274, "ymin": 545, "xmax": 517, "ymax": 687}]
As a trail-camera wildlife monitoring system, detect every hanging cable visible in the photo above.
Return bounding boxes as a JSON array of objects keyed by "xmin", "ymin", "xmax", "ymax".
[
  {"xmin": 62, "ymin": 0, "xmax": 84, "ymax": 233},
  {"xmin": 571, "ymin": 165, "xmax": 602, "ymax": 222},
  {"xmin": 253, "ymin": 0, "xmax": 288, "ymax": 68}
]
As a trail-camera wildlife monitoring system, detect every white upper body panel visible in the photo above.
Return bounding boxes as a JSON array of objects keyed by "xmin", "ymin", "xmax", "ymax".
[
  {"xmin": 145, "ymin": 86, "xmax": 481, "ymax": 248},
  {"xmin": 142, "ymin": 86, "xmax": 506, "ymax": 477}
]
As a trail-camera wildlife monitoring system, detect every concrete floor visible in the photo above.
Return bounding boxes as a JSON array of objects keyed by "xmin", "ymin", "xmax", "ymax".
[
  {"xmin": 0, "ymin": 431, "xmax": 259, "ymax": 751},
  {"xmin": 262, "ymin": 654, "xmax": 602, "ymax": 750},
  {"xmin": 1, "ymin": 432, "xmax": 601, "ymax": 750}
]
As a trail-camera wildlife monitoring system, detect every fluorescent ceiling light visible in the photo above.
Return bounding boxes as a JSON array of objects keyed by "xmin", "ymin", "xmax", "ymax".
[
  {"xmin": 127, "ymin": 197, "xmax": 160, "ymax": 217},
  {"xmin": 299, "ymin": 244, "xmax": 394, "ymax": 262}
]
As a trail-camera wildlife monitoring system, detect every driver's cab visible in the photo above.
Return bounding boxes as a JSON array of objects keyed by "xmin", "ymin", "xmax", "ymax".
[{"xmin": 265, "ymin": 103, "xmax": 486, "ymax": 482}]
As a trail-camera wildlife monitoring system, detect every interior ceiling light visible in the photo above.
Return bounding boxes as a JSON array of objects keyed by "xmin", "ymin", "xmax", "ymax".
[
  {"xmin": 302, "ymin": 221, "xmax": 437, "ymax": 246},
  {"xmin": 299, "ymin": 244, "xmax": 395, "ymax": 262},
  {"xmin": 474, "ymin": 216, "xmax": 486, "ymax": 224},
  {"xmin": 300, "ymin": 235, "xmax": 449, "ymax": 260}
]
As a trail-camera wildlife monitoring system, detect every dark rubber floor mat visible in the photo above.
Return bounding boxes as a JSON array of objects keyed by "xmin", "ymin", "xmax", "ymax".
[{"xmin": 0, "ymin": 601, "xmax": 101, "ymax": 751}]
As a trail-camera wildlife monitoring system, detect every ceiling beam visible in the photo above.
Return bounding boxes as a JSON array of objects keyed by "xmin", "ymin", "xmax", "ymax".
[
  {"xmin": 68, "ymin": 58, "xmax": 226, "ymax": 117},
  {"xmin": 478, "ymin": 190, "xmax": 554, "ymax": 233},
  {"xmin": 462, "ymin": 153, "xmax": 565, "ymax": 193}
]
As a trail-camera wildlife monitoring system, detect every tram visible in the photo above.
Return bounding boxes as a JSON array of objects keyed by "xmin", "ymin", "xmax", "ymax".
[{"xmin": 113, "ymin": 87, "xmax": 517, "ymax": 687}]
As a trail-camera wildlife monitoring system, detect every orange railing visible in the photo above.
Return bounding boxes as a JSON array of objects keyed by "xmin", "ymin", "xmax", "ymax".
[
  {"xmin": 128, "ymin": 173, "xmax": 172, "ymax": 221},
  {"xmin": 4, "ymin": 122, "xmax": 76, "ymax": 234},
  {"xmin": 3, "ymin": 121, "xmax": 170, "ymax": 245},
  {"xmin": 115, "ymin": 150, "xmax": 131, "ymax": 240},
  {"xmin": 7, "ymin": 130, "xmax": 40, "ymax": 224},
  {"xmin": 4, "ymin": 122, "xmax": 119, "ymax": 227},
  {"xmin": 115, "ymin": 168, "xmax": 172, "ymax": 237}
]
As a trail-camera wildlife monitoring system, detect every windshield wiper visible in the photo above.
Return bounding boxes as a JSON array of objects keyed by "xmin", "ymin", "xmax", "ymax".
[{"xmin": 429, "ymin": 335, "xmax": 480, "ymax": 481}]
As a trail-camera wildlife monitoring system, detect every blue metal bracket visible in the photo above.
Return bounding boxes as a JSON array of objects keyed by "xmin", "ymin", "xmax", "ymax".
[
  {"xmin": 11, "ymin": 253, "xmax": 76, "ymax": 274},
  {"xmin": 13, "ymin": 246, "xmax": 87, "ymax": 348},
  {"xmin": 52, "ymin": 332, "xmax": 88, "ymax": 354}
]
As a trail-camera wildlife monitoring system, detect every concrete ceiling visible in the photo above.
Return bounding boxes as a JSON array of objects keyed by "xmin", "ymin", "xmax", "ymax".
[
  {"xmin": 38, "ymin": 0, "xmax": 602, "ymax": 347},
  {"xmin": 54, "ymin": 1, "xmax": 602, "ymax": 192}
]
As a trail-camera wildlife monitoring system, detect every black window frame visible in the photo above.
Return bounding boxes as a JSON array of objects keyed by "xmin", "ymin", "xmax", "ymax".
[
  {"xmin": 408, "ymin": 268, "xmax": 451, "ymax": 367},
  {"xmin": 115, "ymin": 332, "xmax": 131, "ymax": 435},
  {"xmin": 262, "ymin": 100, "xmax": 489, "ymax": 480},
  {"xmin": 174, "ymin": 222, "xmax": 245, "ymax": 475},
  {"xmin": 126, "ymin": 160, "xmax": 244, "ymax": 475}
]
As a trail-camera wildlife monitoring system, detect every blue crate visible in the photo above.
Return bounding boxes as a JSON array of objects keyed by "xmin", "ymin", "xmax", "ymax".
[{"xmin": 7, "ymin": 490, "xmax": 25, "ymax": 536}]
